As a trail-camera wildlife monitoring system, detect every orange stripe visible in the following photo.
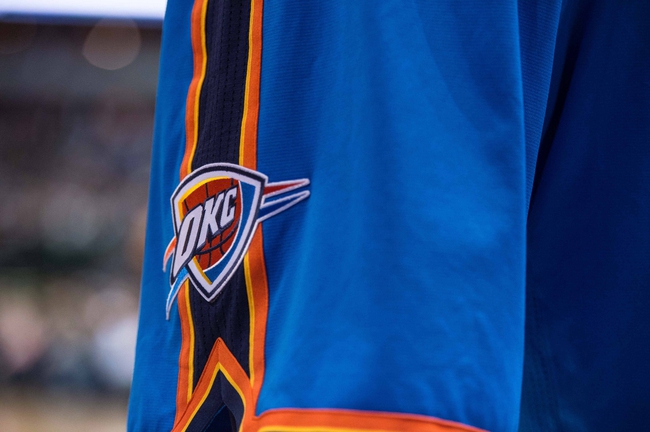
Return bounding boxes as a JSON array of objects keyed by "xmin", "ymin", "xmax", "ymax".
[
  {"xmin": 180, "ymin": 0, "xmax": 209, "ymax": 180},
  {"xmin": 238, "ymin": 0, "xmax": 267, "ymax": 417},
  {"xmin": 163, "ymin": 237, "xmax": 177, "ymax": 270},
  {"xmin": 175, "ymin": 0, "xmax": 206, "ymax": 420},
  {"xmin": 245, "ymin": 228, "xmax": 269, "ymax": 408},
  {"xmin": 252, "ymin": 409, "xmax": 486, "ymax": 432},
  {"xmin": 174, "ymin": 281, "xmax": 194, "ymax": 426},
  {"xmin": 238, "ymin": 0, "xmax": 268, "ymax": 428},
  {"xmin": 239, "ymin": 0, "xmax": 264, "ymax": 170}
]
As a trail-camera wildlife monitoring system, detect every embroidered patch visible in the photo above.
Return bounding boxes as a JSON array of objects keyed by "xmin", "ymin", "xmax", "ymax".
[{"xmin": 163, "ymin": 163, "xmax": 309, "ymax": 318}]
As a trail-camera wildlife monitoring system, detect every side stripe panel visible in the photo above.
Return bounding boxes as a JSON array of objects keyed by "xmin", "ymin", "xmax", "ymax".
[{"xmin": 174, "ymin": 0, "xmax": 256, "ymax": 428}]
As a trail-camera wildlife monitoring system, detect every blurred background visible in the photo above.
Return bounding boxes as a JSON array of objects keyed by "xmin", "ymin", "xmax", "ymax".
[{"xmin": 0, "ymin": 1, "xmax": 165, "ymax": 430}]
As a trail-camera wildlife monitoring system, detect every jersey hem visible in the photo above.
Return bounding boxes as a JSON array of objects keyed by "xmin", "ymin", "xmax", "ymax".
[{"xmin": 250, "ymin": 408, "xmax": 486, "ymax": 432}]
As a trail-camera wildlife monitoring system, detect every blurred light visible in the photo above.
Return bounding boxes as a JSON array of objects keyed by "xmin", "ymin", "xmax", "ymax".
[
  {"xmin": 0, "ymin": 0, "xmax": 166, "ymax": 20},
  {"xmin": 91, "ymin": 315, "xmax": 137, "ymax": 389},
  {"xmin": 0, "ymin": 296, "xmax": 47, "ymax": 374},
  {"xmin": 82, "ymin": 19, "xmax": 141, "ymax": 70}
]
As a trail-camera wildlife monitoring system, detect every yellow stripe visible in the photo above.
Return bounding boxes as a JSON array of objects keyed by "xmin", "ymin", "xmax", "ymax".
[
  {"xmin": 185, "ymin": 282, "xmax": 196, "ymax": 403},
  {"xmin": 180, "ymin": 362, "xmax": 248, "ymax": 432},
  {"xmin": 244, "ymin": 253, "xmax": 256, "ymax": 387},
  {"xmin": 180, "ymin": 362, "xmax": 221, "ymax": 432},
  {"xmin": 221, "ymin": 365, "xmax": 248, "ymax": 411},
  {"xmin": 240, "ymin": 0, "xmax": 259, "ymax": 388},
  {"xmin": 238, "ymin": 0, "xmax": 257, "ymax": 165}
]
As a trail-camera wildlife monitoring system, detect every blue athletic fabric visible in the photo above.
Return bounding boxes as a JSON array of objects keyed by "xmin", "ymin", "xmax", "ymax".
[
  {"xmin": 128, "ymin": 0, "xmax": 650, "ymax": 431},
  {"xmin": 521, "ymin": 1, "xmax": 650, "ymax": 430}
]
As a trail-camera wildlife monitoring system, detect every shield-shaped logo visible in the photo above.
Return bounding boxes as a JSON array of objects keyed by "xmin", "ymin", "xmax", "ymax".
[{"xmin": 163, "ymin": 163, "xmax": 309, "ymax": 318}]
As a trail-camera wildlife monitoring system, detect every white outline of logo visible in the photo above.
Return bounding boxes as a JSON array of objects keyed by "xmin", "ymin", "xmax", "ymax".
[{"xmin": 163, "ymin": 163, "xmax": 309, "ymax": 318}]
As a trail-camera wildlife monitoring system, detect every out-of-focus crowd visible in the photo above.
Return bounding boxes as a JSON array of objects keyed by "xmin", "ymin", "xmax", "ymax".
[{"xmin": 0, "ymin": 20, "xmax": 160, "ymax": 400}]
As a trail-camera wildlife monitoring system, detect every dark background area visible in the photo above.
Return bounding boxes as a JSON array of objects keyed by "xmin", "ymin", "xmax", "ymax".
[{"xmin": 0, "ymin": 19, "xmax": 161, "ymax": 430}]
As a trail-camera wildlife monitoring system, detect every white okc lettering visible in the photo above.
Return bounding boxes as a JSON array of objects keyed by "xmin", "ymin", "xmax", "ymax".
[
  {"xmin": 172, "ymin": 205, "xmax": 202, "ymax": 278},
  {"xmin": 197, "ymin": 193, "xmax": 224, "ymax": 249},
  {"xmin": 174, "ymin": 185, "xmax": 239, "ymax": 277},
  {"xmin": 220, "ymin": 187, "xmax": 237, "ymax": 228}
]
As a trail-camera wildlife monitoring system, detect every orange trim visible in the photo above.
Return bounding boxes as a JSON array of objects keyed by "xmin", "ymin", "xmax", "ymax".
[
  {"xmin": 174, "ymin": 281, "xmax": 195, "ymax": 426},
  {"xmin": 174, "ymin": 0, "xmax": 206, "ymax": 419},
  {"xmin": 163, "ymin": 237, "xmax": 177, "ymax": 270},
  {"xmin": 244, "ymin": 228, "xmax": 269, "ymax": 402},
  {"xmin": 253, "ymin": 409, "xmax": 485, "ymax": 432},
  {"xmin": 180, "ymin": 0, "xmax": 209, "ymax": 180},
  {"xmin": 239, "ymin": 0, "xmax": 264, "ymax": 170},
  {"xmin": 238, "ymin": 0, "xmax": 267, "ymax": 416}
]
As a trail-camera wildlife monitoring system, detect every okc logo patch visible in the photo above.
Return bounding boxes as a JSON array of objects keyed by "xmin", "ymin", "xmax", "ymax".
[{"xmin": 163, "ymin": 163, "xmax": 309, "ymax": 318}]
